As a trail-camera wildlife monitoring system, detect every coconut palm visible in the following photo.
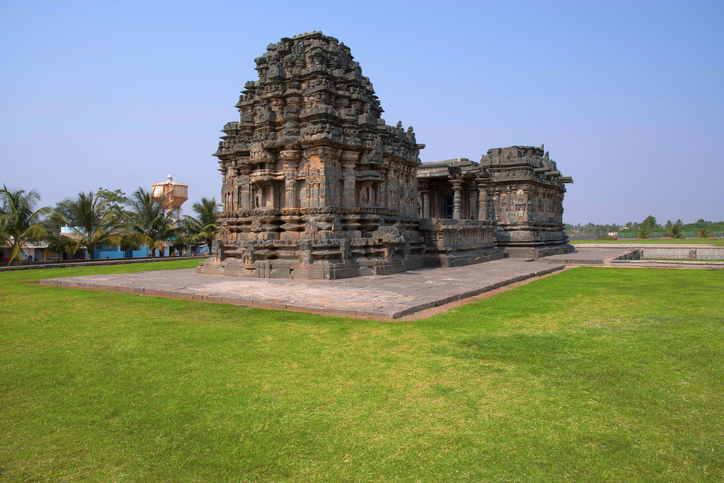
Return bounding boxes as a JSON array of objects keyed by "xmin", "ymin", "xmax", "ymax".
[
  {"xmin": 637, "ymin": 229, "xmax": 650, "ymax": 239},
  {"xmin": 0, "ymin": 186, "xmax": 50, "ymax": 265},
  {"xmin": 666, "ymin": 222, "xmax": 684, "ymax": 239},
  {"xmin": 125, "ymin": 188, "xmax": 176, "ymax": 257},
  {"xmin": 698, "ymin": 229, "xmax": 711, "ymax": 238},
  {"xmin": 49, "ymin": 191, "xmax": 125, "ymax": 260},
  {"xmin": 182, "ymin": 197, "xmax": 220, "ymax": 251}
]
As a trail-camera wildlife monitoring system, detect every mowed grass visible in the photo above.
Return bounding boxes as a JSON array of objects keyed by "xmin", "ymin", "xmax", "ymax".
[
  {"xmin": 572, "ymin": 238, "xmax": 724, "ymax": 246},
  {"xmin": 1, "ymin": 262, "xmax": 723, "ymax": 482}
]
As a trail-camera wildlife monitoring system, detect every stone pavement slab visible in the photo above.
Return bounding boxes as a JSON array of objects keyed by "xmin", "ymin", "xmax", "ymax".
[
  {"xmin": 544, "ymin": 247, "xmax": 640, "ymax": 265},
  {"xmin": 40, "ymin": 259, "xmax": 565, "ymax": 320}
]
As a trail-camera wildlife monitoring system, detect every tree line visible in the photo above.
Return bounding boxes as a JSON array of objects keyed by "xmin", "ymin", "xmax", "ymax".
[
  {"xmin": 0, "ymin": 185, "xmax": 219, "ymax": 265},
  {"xmin": 566, "ymin": 215, "xmax": 723, "ymax": 239}
]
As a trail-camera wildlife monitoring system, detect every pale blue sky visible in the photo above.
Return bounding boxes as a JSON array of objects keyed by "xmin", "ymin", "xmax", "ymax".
[{"xmin": 1, "ymin": 0, "xmax": 722, "ymax": 225}]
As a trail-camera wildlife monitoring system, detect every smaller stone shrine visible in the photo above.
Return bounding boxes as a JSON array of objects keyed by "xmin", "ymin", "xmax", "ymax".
[
  {"xmin": 481, "ymin": 145, "xmax": 573, "ymax": 257},
  {"xmin": 417, "ymin": 145, "xmax": 574, "ymax": 258}
]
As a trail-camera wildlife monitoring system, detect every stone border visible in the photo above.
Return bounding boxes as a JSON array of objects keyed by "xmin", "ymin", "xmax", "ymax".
[
  {"xmin": 610, "ymin": 259, "xmax": 724, "ymax": 269},
  {"xmin": 571, "ymin": 243, "xmax": 724, "ymax": 261}
]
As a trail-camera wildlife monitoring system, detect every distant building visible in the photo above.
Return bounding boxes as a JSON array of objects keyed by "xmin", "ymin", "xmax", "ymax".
[
  {"xmin": 56, "ymin": 227, "xmax": 150, "ymax": 260},
  {"xmin": 2, "ymin": 242, "xmax": 48, "ymax": 262}
]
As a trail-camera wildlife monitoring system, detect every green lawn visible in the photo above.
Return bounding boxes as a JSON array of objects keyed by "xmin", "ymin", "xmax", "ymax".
[
  {"xmin": 1, "ymin": 261, "xmax": 723, "ymax": 482},
  {"xmin": 572, "ymin": 238, "xmax": 724, "ymax": 246}
]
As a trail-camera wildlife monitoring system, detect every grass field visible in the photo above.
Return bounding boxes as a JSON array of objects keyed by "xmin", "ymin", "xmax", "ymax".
[
  {"xmin": 1, "ymin": 261, "xmax": 723, "ymax": 482},
  {"xmin": 572, "ymin": 238, "xmax": 724, "ymax": 246}
]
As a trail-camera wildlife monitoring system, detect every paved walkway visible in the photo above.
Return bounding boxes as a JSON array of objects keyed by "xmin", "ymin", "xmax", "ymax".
[
  {"xmin": 40, "ymin": 259, "xmax": 564, "ymax": 320},
  {"xmin": 543, "ymin": 247, "xmax": 639, "ymax": 265},
  {"xmin": 42, "ymin": 247, "xmax": 715, "ymax": 320}
]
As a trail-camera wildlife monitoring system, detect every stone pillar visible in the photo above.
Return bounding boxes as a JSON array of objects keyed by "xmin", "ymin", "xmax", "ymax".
[
  {"xmin": 379, "ymin": 180, "xmax": 387, "ymax": 209},
  {"xmin": 280, "ymin": 150, "xmax": 300, "ymax": 208},
  {"xmin": 221, "ymin": 187, "xmax": 230, "ymax": 212},
  {"xmin": 306, "ymin": 146, "xmax": 341, "ymax": 208},
  {"xmin": 419, "ymin": 190, "xmax": 430, "ymax": 218},
  {"xmin": 341, "ymin": 151, "xmax": 359, "ymax": 208},
  {"xmin": 468, "ymin": 190, "xmax": 478, "ymax": 221},
  {"xmin": 378, "ymin": 166, "xmax": 388, "ymax": 209},
  {"xmin": 476, "ymin": 179, "xmax": 489, "ymax": 221},
  {"xmin": 451, "ymin": 179, "xmax": 464, "ymax": 220},
  {"xmin": 407, "ymin": 171, "xmax": 417, "ymax": 218},
  {"xmin": 238, "ymin": 167, "xmax": 252, "ymax": 210}
]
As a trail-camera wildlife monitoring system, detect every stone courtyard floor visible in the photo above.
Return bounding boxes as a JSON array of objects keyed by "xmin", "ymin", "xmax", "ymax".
[
  {"xmin": 41, "ymin": 246, "xmax": 707, "ymax": 320},
  {"xmin": 40, "ymin": 258, "xmax": 566, "ymax": 320}
]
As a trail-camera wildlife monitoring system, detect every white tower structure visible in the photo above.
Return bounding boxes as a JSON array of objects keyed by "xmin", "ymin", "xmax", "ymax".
[{"xmin": 151, "ymin": 173, "xmax": 188, "ymax": 220}]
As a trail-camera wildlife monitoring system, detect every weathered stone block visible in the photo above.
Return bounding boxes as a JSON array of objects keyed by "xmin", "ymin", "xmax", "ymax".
[{"xmin": 279, "ymin": 232, "xmax": 300, "ymax": 240}]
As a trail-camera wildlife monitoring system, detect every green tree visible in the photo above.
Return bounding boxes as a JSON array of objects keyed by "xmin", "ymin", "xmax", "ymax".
[
  {"xmin": 666, "ymin": 220, "xmax": 684, "ymax": 239},
  {"xmin": 42, "ymin": 199, "xmax": 74, "ymax": 235},
  {"xmin": 641, "ymin": 215, "xmax": 658, "ymax": 231},
  {"xmin": 48, "ymin": 191, "xmax": 125, "ymax": 260},
  {"xmin": 637, "ymin": 229, "xmax": 650, "ymax": 239},
  {"xmin": 125, "ymin": 188, "xmax": 176, "ymax": 257},
  {"xmin": 182, "ymin": 197, "xmax": 220, "ymax": 250},
  {"xmin": 0, "ymin": 186, "xmax": 50, "ymax": 265},
  {"xmin": 698, "ymin": 229, "xmax": 711, "ymax": 238},
  {"xmin": 44, "ymin": 188, "xmax": 128, "ymax": 237},
  {"xmin": 96, "ymin": 188, "xmax": 129, "ymax": 218}
]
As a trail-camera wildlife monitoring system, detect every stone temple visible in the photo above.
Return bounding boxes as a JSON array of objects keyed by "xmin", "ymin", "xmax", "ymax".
[{"xmin": 198, "ymin": 32, "xmax": 573, "ymax": 279}]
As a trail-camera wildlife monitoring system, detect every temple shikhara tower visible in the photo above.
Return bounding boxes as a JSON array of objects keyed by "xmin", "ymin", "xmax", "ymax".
[{"xmin": 199, "ymin": 32, "xmax": 572, "ymax": 279}]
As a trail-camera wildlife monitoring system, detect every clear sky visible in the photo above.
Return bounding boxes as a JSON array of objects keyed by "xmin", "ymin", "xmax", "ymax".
[{"xmin": 1, "ymin": 0, "xmax": 722, "ymax": 225}]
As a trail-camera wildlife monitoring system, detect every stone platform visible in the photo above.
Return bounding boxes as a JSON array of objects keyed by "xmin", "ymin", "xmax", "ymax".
[
  {"xmin": 41, "ymin": 259, "xmax": 565, "ymax": 320},
  {"xmin": 543, "ymin": 247, "xmax": 641, "ymax": 265},
  {"xmin": 45, "ymin": 247, "xmax": 705, "ymax": 320}
]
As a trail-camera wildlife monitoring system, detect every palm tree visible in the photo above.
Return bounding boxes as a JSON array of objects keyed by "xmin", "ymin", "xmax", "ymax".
[
  {"xmin": 49, "ymin": 191, "xmax": 125, "ymax": 260},
  {"xmin": 637, "ymin": 229, "xmax": 650, "ymax": 239},
  {"xmin": 0, "ymin": 186, "xmax": 50, "ymax": 265},
  {"xmin": 666, "ymin": 222, "xmax": 684, "ymax": 239},
  {"xmin": 182, "ymin": 197, "xmax": 220, "ymax": 251},
  {"xmin": 126, "ymin": 188, "xmax": 176, "ymax": 257},
  {"xmin": 698, "ymin": 229, "xmax": 711, "ymax": 238}
]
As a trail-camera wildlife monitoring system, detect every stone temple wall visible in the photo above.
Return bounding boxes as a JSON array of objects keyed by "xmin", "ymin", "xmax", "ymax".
[
  {"xmin": 479, "ymin": 146, "xmax": 573, "ymax": 258},
  {"xmin": 198, "ymin": 32, "xmax": 501, "ymax": 279}
]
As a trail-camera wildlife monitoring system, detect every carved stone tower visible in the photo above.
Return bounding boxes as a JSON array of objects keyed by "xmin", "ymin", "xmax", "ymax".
[{"xmin": 198, "ymin": 32, "xmax": 428, "ymax": 279}]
